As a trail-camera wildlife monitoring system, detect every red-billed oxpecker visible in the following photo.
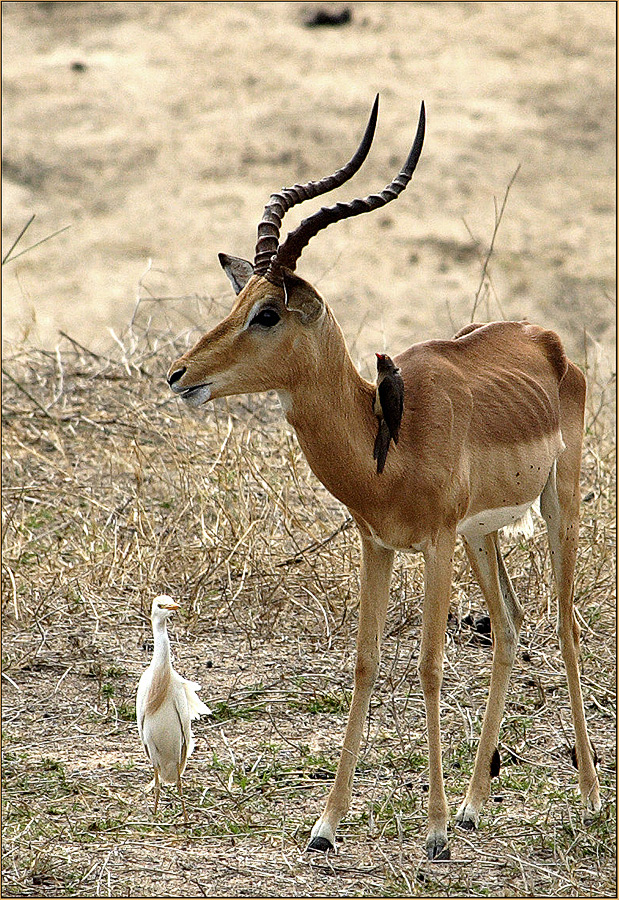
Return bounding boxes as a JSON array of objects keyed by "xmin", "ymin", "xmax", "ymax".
[{"xmin": 373, "ymin": 352, "xmax": 405, "ymax": 474}]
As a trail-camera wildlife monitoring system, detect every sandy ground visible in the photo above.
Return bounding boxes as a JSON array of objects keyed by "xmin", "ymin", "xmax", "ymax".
[{"xmin": 2, "ymin": 1, "xmax": 615, "ymax": 369}]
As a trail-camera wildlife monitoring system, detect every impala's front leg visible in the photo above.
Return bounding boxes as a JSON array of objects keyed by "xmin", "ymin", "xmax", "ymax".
[
  {"xmin": 418, "ymin": 529, "xmax": 457, "ymax": 860},
  {"xmin": 307, "ymin": 536, "xmax": 394, "ymax": 852}
]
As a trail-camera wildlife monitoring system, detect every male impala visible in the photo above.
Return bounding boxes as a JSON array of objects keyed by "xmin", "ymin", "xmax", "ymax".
[{"xmin": 167, "ymin": 97, "xmax": 601, "ymax": 859}]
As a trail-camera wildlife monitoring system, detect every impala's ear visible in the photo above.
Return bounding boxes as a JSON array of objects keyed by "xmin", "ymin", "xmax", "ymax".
[
  {"xmin": 282, "ymin": 269, "xmax": 325, "ymax": 324},
  {"xmin": 218, "ymin": 253, "xmax": 254, "ymax": 295}
]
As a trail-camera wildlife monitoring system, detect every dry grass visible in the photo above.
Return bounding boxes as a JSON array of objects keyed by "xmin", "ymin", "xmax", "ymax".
[{"xmin": 2, "ymin": 292, "xmax": 616, "ymax": 897}]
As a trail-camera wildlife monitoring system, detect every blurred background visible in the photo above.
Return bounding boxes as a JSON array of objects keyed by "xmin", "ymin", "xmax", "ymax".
[{"xmin": 2, "ymin": 1, "xmax": 616, "ymax": 371}]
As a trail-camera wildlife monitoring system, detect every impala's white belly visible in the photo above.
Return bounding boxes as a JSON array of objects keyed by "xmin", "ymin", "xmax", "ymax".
[{"xmin": 457, "ymin": 501, "xmax": 536, "ymax": 539}]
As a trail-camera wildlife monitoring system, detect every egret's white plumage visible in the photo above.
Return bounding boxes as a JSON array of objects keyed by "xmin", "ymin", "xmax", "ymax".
[{"xmin": 136, "ymin": 595, "xmax": 210, "ymax": 822}]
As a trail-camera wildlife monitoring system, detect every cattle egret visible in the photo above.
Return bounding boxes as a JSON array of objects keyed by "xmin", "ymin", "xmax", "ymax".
[{"xmin": 137, "ymin": 595, "xmax": 211, "ymax": 822}]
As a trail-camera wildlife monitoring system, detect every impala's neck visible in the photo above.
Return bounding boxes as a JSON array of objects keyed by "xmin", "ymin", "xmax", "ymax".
[{"xmin": 282, "ymin": 306, "xmax": 377, "ymax": 508}]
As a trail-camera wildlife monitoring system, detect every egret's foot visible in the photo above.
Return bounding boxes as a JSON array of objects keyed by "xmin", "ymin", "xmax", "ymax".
[
  {"xmin": 455, "ymin": 801, "xmax": 481, "ymax": 832},
  {"xmin": 425, "ymin": 828, "xmax": 450, "ymax": 860}
]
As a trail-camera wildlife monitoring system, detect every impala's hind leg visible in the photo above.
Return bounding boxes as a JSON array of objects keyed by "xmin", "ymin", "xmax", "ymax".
[
  {"xmin": 540, "ymin": 455, "xmax": 601, "ymax": 814},
  {"xmin": 455, "ymin": 532, "xmax": 524, "ymax": 830}
]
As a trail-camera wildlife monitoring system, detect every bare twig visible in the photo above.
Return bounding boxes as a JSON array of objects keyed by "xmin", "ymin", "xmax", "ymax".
[
  {"xmin": 470, "ymin": 164, "xmax": 521, "ymax": 321},
  {"xmin": 1, "ymin": 366, "xmax": 56, "ymax": 420},
  {"xmin": 2, "ymin": 214, "xmax": 36, "ymax": 265},
  {"xmin": 2, "ymin": 217, "xmax": 72, "ymax": 266}
]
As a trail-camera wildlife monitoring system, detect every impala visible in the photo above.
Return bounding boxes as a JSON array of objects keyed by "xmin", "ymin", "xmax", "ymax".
[{"xmin": 167, "ymin": 96, "xmax": 601, "ymax": 858}]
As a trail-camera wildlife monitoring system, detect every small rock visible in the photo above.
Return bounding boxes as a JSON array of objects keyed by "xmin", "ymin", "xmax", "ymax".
[{"xmin": 304, "ymin": 6, "xmax": 352, "ymax": 28}]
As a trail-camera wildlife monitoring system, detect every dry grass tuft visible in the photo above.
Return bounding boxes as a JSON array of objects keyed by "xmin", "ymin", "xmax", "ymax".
[{"xmin": 2, "ymin": 296, "xmax": 616, "ymax": 897}]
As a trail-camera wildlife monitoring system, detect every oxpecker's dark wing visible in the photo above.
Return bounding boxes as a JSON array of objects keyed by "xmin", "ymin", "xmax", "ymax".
[
  {"xmin": 378, "ymin": 375, "xmax": 404, "ymax": 443},
  {"xmin": 373, "ymin": 419, "xmax": 391, "ymax": 474}
]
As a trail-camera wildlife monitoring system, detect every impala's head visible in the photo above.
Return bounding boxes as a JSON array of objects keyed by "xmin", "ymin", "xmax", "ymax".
[
  {"xmin": 167, "ymin": 95, "xmax": 425, "ymax": 407},
  {"xmin": 167, "ymin": 258, "xmax": 329, "ymax": 407}
]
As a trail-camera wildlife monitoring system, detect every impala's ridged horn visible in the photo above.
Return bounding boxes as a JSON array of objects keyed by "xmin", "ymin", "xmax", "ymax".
[
  {"xmin": 254, "ymin": 95, "xmax": 380, "ymax": 283},
  {"xmin": 274, "ymin": 101, "xmax": 425, "ymax": 275}
]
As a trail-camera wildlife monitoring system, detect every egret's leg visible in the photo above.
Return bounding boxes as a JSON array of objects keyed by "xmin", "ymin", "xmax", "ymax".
[
  {"xmin": 153, "ymin": 768, "xmax": 161, "ymax": 817},
  {"xmin": 177, "ymin": 765, "xmax": 188, "ymax": 824}
]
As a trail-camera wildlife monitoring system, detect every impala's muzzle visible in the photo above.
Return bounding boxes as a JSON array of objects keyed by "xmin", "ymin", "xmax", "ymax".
[
  {"xmin": 167, "ymin": 365, "xmax": 186, "ymax": 387},
  {"xmin": 167, "ymin": 364, "xmax": 213, "ymax": 407}
]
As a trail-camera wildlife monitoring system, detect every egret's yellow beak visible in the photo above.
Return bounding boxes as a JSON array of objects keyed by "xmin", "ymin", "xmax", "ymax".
[{"xmin": 162, "ymin": 602, "xmax": 180, "ymax": 611}]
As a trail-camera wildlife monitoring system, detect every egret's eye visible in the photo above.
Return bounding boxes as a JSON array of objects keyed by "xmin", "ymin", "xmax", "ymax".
[{"xmin": 250, "ymin": 307, "xmax": 280, "ymax": 328}]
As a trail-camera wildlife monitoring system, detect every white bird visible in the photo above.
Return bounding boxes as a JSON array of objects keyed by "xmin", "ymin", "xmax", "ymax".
[{"xmin": 136, "ymin": 595, "xmax": 211, "ymax": 823}]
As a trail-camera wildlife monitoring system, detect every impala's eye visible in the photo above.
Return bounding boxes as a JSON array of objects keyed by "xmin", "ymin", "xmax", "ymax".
[{"xmin": 250, "ymin": 307, "xmax": 281, "ymax": 328}]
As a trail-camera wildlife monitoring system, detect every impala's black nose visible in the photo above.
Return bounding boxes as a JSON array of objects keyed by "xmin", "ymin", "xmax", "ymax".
[{"xmin": 167, "ymin": 366, "xmax": 186, "ymax": 386}]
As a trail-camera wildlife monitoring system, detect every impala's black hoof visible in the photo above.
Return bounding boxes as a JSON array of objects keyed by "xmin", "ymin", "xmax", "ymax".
[
  {"xmin": 427, "ymin": 841, "xmax": 450, "ymax": 860},
  {"xmin": 456, "ymin": 817, "xmax": 476, "ymax": 832},
  {"xmin": 307, "ymin": 835, "xmax": 334, "ymax": 853}
]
